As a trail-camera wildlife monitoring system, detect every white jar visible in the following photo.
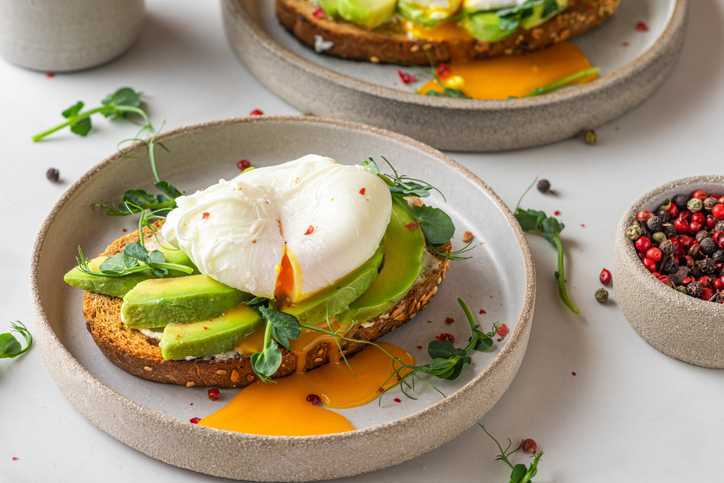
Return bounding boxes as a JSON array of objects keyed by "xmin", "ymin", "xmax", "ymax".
[{"xmin": 0, "ymin": 0, "xmax": 145, "ymax": 72}]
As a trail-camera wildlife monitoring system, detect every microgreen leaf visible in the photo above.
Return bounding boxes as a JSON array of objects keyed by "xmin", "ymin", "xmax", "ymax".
[
  {"xmin": 62, "ymin": 101, "xmax": 84, "ymax": 118},
  {"xmin": 514, "ymin": 207, "xmax": 581, "ymax": 315},
  {"xmin": 250, "ymin": 340, "xmax": 282, "ymax": 381},
  {"xmin": 427, "ymin": 339, "xmax": 457, "ymax": 359},
  {"xmin": 0, "ymin": 322, "xmax": 33, "ymax": 359},
  {"xmin": 259, "ymin": 305, "xmax": 301, "ymax": 351},
  {"xmin": 510, "ymin": 464, "xmax": 528, "ymax": 483},
  {"xmin": 410, "ymin": 205, "xmax": 455, "ymax": 245},
  {"xmin": 426, "ymin": 87, "xmax": 470, "ymax": 99}
]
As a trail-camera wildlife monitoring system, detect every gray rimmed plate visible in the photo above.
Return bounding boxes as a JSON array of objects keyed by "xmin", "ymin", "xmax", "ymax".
[
  {"xmin": 222, "ymin": 0, "xmax": 687, "ymax": 152},
  {"xmin": 32, "ymin": 117, "xmax": 535, "ymax": 482}
]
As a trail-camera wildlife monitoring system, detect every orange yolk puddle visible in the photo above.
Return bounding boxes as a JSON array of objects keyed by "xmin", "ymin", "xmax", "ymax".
[
  {"xmin": 418, "ymin": 42, "xmax": 596, "ymax": 100},
  {"xmin": 200, "ymin": 342, "xmax": 414, "ymax": 436}
]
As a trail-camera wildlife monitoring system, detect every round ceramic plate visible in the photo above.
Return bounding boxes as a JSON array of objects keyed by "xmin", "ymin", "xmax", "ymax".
[
  {"xmin": 222, "ymin": 0, "xmax": 687, "ymax": 152},
  {"xmin": 32, "ymin": 117, "xmax": 535, "ymax": 482}
]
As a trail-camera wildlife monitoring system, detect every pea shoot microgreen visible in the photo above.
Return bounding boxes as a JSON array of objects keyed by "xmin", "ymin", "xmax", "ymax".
[
  {"xmin": 525, "ymin": 67, "xmax": 600, "ymax": 98},
  {"xmin": 514, "ymin": 179, "xmax": 581, "ymax": 315},
  {"xmin": 362, "ymin": 157, "xmax": 457, "ymax": 249},
  {"xmin": 480, "ymin": 425, "xmax": 543, "ymax": 483},
  {"xmin": 429, "ymin": 239, "xmax": 475, "ymax": 261},
  {"xmin": 0, "ymin": 322, "xmax": 33, "ymax": 360},
  {"xmin": 250, "ymin": 302, "xmax": 303, "ymax": 380},
  {"xmin": 76, "ymin": 242, "xmax": 194, "ymax": 279},
  {"xmin": 32, "ymin": 87, "xmax": 149, "ymax": 142},
  {"xmin": 33, "ymin": 87, "xmax": 183, "ymax": 217}
]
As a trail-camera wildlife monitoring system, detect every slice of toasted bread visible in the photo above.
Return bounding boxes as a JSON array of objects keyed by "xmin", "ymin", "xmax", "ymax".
[
  {"xmin": 276, "ymin": 0, "xmax": 620, "ymax": 65},
  {"xmin": 82, "ymin": 226, "xmax": 450, "ymax": 388}
]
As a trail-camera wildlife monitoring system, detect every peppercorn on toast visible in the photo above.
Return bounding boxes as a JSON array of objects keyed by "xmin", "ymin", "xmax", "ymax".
[
  {"xmin": 82, "ymin": 226, "xmax": 450, "ymax": 388},
  {"xmin": 276, "ymin": 0, "xmax": 620, "ymax": 65}
]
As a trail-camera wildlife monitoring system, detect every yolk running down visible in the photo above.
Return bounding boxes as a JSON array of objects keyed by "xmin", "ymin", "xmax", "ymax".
[
  {"xmin": 418, "ymin": 42, "xmax": 596, "ymax": 100},
  {"xmin": 200, "ymin": 343, "xmax": 414, "ymax": 436},
  {"xmin": 274, "ymin": 247, "xmax": 296, "ymax": 306}
]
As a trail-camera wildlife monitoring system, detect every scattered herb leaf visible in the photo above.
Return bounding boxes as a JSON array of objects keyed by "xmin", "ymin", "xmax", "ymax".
[
  {"xmin": 514, "ymin": 207, "xmax": 581, "ymax": 315},
  {"xmin": 251, "ymin": 303, "xmax": 302, "ymax": 380},
  {"xmin": 258, "ymin": 305, "xmax": 301, "ymax": 351},
  {"xmin": 410, "ymin": 205, "xmax": 455, "ymax": 245},
  {"xmin": 76, "ymin": 241, "xmax": 193, "ymax": 279},
  {"xmin": 32, "ymin": 87, "xmax": 147, "ymax": 142},
  {"xmin": 525, "ymin": 67, "xmax": 600, "ymax": 97},
  {"xmin": 0, "ymin": 322, "xmax": 33, "ymax": 359},
  {"xmin": 480, "ymin": 425, "xmax": 543, "ymax": 483}
]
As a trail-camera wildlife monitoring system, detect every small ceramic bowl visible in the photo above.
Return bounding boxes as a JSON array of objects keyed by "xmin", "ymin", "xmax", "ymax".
[
  {"xmin": 615, "ymin": 176, "xmax": 724, "ymax": 368},
  {"xmin": 0, "ymin": 0, "xmax": 145, "ymax": 72}
]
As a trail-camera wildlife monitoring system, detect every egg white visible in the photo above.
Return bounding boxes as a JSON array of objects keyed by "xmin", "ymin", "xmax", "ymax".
[
  {"xmin": 463, "ymin": 0, "xmax": 523, "ymax": 12},
  {"xmin": 161, "ymin": 155, "xmax": 392, "ymax": 302}
]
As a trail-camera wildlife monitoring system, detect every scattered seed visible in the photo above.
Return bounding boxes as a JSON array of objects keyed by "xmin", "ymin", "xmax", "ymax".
[
  {"xmin": 583, "ymin": 129, "xmax": 598, "ymax": 145},
  {"xmin": 393, "ymin": 397, "xmax": 402, "ymax": 404},
  {"xmin": 237, "ymin": 159, "xmax": 251, "ymax": 171},
  {"xmin": 46, "ymin": 167, "xmax": 60, "ymax": 183},
  {"xmin": 207, "ymin": 388, "xmax": 221, "ymax": 401},
  {"xmin": 46, "ymin": 72, "xmax": 55, "ymax": 79},
  {"xmin": 444, "ymin": 317, "xmax": 455, "ymax": 325},
  {"xmin": 520, "ymin": 438, "xmax": 538, "ymax": 454},
  {"xmin": 304, "ymin": 225, "xmax": 315, "ymax": 235},
  {"xmin": 536, "ymin": 179, "xmax": 551, "ymax": 194},
  {"xmin": 595, "ymin": 288, "xmax": 609, "ymax": 304},
  {"xmin": 249, "ymin": 108, "xmax": 264, "ymax": 117},
  {"xmin": 635, "ymin": 20, "xmax": 650, "ymax": 32},
  {"xmin": 599, "ymin": 268, "xmax": 612, "ymax": 286},
  {"xmin": 189, "ymin": 417, "xmax": 201, "ymax": 424},
  {"xmin": 463, "ymin": 231, "xmax": 474, "ymax": 243},
  {"xmin": 435, "ymin": 332, "xmax": 455, "ymax": 343},
  {"xmin": 306, "ymin": 393, "xmax": 322, "ymax": 406},
  {"xmin": 496, "ymin": 323, "xmax": 509, "ymax": 338},
  {"xmin": 397, "ymin": 69, "xmax": 417, "ymax": 85}
]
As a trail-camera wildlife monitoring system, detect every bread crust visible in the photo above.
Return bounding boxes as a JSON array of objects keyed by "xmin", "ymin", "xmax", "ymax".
[
  {"xmin": 82, "ymin": 226, "xmax": 450, "ymax": 388},
  {"xmin": 276, "ymin": 0, "xmax": 620, "ymax": 65}
]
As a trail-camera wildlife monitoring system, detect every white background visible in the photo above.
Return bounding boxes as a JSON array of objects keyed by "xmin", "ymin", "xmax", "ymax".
[{"xmin": 1, "ymin": 1, "xmax": 723, "ymax": 482}]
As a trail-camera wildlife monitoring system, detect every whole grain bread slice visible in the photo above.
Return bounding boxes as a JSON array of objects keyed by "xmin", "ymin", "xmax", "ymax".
[
  {"xmin": 82, "ymin": 226, "xmax": 450, "ymax": 388},
  {"xmin": 276, "ymin": 0, "xmax": 620, "ymax": 65}
]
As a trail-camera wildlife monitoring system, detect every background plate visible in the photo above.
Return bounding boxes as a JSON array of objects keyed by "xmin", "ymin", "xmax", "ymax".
[
  {"xmin": 33, "ymin": 117, "xmax": 534, "ymax": 481},
  {"xmin": 222, "ymin": 0, "xmax": 687, "ymax": 152}
]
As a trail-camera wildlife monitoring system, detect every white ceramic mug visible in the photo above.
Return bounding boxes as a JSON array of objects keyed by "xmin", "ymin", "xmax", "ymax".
[{"xmin": 0, "ymin": 0, "xmax": 145, "ymax": 72}]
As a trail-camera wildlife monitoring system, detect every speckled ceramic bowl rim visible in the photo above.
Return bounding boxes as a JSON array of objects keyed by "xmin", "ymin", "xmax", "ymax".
[
  {"xmin": 617, "ymin": 175, "xmax": 724, "ymax": 315},
  {"xmin": 231, "ymin": 0, "xmax": 687, "ymax": 111},
  {"xmin": 31, "ymin": 116, "xmax": 535, "ymax": 446}
]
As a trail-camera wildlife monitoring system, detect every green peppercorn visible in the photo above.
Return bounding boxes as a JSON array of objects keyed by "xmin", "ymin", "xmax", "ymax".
[
  {"xmin": 583, "ymin": 129, "xmax": 598, "ymax": 145},
  {"xmin": 676, "ymin": 285, "xmax": 688, "ymax": 295},
  {"xmin": 673, "ymin": 194, "xmax": 689, "ymax": 209},
  {"xmin": 704, "ymin": 197, "xmax": 718, "ymax": 210},
  {"xmin": 687, "ymin": 198, "xmax": 703, "ymax": 212},
  {"xmin": 652, "ymin": 232, "xmax": 667, "ymax": 243},
  {"xmin": 626, "ymin": 224, "xmax": 642, "ymax": 240},
  {"xmin": 595, "ymin": 288, "xmax": 609, "ymax": 304}
]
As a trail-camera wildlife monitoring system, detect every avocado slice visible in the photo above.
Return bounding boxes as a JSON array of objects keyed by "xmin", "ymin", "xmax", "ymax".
[
  {"xmin": 63, "ymin": 246, "xmax": 197, "ymax": 298},
  {"xmin": 319, "ymin": 0, "xmax": 339, "ymax": 17},
  {"xmin": 159, "ymin": 304, "xmax": 262, "ymax": 360},
  {"xmin": 337, "ymin": 0, "xmax": 397, "ymax": 29},
  {"xmin": 462, "ymin": 11, "xmax": 517, "ymax": 42},
  {"xmin": 398, "ymin": 0, "xmax": 462, "ymax": 27},
  {"xmin": 283, "ymin": 244, "xmax": 384, "ymax": 324},
  {"xmin": 121, "ymin": 274, "xmax": 248, "ymax": 329},
  {"xmin": 342, "ymin": 198, "xmax": 425, "ymax": 323}
]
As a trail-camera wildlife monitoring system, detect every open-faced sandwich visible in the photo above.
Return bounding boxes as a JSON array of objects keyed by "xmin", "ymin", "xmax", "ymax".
[
  {"xmin": 277, "ymin": 0, "xmax": 621, "ymax": 65},
  {"xmin": 64, "ymin": 155, "xmax": 454, "ymax": 389}
]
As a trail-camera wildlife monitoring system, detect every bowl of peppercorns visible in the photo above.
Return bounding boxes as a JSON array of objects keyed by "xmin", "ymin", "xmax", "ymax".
[{"xmin": 615, "ymin": 176, "xmax": 724, "ymax": 368}]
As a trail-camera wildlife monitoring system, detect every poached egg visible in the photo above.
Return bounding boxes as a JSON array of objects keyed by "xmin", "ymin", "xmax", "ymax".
[{"xmin": 161, "ymin": 155, "xmax": 392, "ymax": 303}]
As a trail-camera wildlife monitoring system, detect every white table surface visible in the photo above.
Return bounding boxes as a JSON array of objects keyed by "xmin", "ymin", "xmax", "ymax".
[{"xmin": 1, "ymin": 1, "xmax": 723, "ymax": 482}]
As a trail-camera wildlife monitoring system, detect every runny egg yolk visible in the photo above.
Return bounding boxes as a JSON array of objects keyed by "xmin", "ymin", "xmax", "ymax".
[
  {"xmin": 403, "ymin": 20, "xmax": 471, "ymax": 42},
  {"xmin": 274, "ymin": 247, "xmax": 296, "ymax": 306},
  {"xmin": 418, "ymin": 42, "xmax": 596, "ymax": 100},
  {"xmin": 199, "ymin": 342, "xmax": 414, "ymax": 436}
]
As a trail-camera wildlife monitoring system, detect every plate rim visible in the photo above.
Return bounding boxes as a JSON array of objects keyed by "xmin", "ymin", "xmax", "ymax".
[
  {"xmin": 227, "ymin": 0, "xmax": 688, "ymax": 111},
  {"xmin": 31, "ymin": 116, "xmax": 535, "ymax": 446}
]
